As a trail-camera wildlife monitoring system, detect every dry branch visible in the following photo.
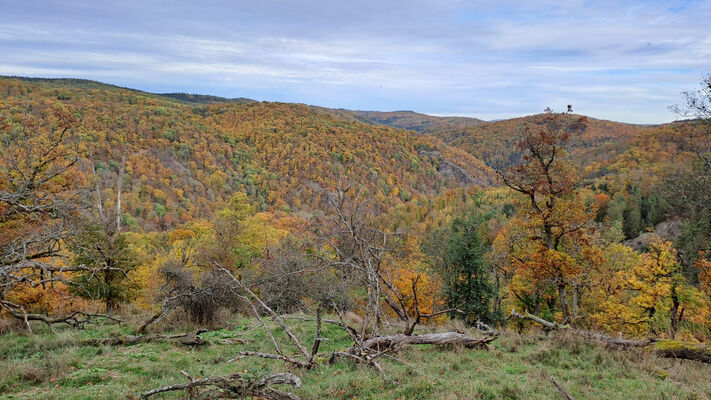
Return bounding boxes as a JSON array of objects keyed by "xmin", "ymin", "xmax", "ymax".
[
  {"xmin": 213, "ymin": 262, "xmax": 324, "ymax": 369},
  {"xmin": 508, "ymin": 309, "xmax": 654, "ymax": 348},
  {"xmin": 549, "ymin": 376, "xmax": 577, "ymax": 400},
  {"xmin": 508, "ymin": 309, "xmax": 569, "ymax": 330},
  {"xmin": 140, "ymin": 371, "xmax": 302, "ymax": 400},
  {"xmin": 82, "ymin": 330, "xmax": 207, "ymax": 346},
  {"xmin": 1, "ymin": 299, "xmax": 122, "ymax": 331}
]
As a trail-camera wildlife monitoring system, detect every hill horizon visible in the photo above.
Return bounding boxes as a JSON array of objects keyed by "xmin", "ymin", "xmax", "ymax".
[{"xmin": 1, "ymin": 75, "xmax": 670, "ymax": 127}]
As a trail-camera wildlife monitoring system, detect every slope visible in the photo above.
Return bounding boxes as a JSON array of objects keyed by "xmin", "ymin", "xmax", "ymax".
[
  {"xmin": 318, "ymin": 108, "xmax": 486, "ymax": 133},
  {"xmin": 0, "ymin": 77, "xmax": 495, "ymax": 232},
  {"xmin": 427, "ymin": 113, "xmax": 655, "ymax": 169}
]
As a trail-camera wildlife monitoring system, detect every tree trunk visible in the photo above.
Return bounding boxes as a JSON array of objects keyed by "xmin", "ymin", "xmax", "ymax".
[
  {"xmin": 362, "ymin": 332, "xmax": 497, "ymax": 350},
  {"xmin": 572, "ymin": 280, "xmax": 579, "ymax": 320},
  {"xmin": 557, "ymin": 283, "xmax": 569, "ymax": 321},
  {"xmin": 669, "ymin": 284, "xmax": 681, "ymax": 339}
]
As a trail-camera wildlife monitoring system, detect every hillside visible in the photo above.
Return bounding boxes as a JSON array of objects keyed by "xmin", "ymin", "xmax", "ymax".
[
  {"xmin": 159, "ymin": 93, "xmax": 256, "ymax": 105},
  {"xmin": 0, "ymin": 77, "xmax": 495, "ymax": 232},
  {"xmin": 2, "ymin": 76, "xmax": 710, "ymax": 400},
  {"xmin": 340, "ymin": 110, "xmax": 486, "ymax": 132},
  {"xmin": 426, "ymin": 113, "xmax": 655, "ymax": 170}
]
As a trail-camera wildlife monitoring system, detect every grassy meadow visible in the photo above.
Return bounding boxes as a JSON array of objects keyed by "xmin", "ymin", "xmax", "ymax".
[{"xmin": 1, "ymin": 317, "xmax": 709, "ymax": 400}]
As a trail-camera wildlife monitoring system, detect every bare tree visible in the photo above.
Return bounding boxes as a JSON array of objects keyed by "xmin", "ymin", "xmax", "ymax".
[
  {"xmin": 666, "ymin": 73, "xmax": 711, "ymax": 278},
  {"xmin": 316, "ymin": 184, "xmax": 394, "ymax": 340},
  {"xmin": 0, "ymin": 107, "xmax": 121, "ymax": 330},
  {"xmin": 314, "ymin": 183, "xmax": 497, "ymax": 370}
]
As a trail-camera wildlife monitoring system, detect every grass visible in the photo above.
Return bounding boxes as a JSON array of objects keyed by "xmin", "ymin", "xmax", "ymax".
[{"xmin": 1, "ymin": 317, "xmax": 710, "ymax": 399}]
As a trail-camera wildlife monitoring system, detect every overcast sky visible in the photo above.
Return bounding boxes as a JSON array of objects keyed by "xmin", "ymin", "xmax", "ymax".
[{"xmin": 1, "ymin": 0, "xmax": 710, "ymax": 123}]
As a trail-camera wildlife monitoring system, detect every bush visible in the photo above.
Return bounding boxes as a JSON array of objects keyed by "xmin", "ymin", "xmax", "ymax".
[{"xmin": 160, "ymin": 259, "xmax": 242, "ymax": 325}]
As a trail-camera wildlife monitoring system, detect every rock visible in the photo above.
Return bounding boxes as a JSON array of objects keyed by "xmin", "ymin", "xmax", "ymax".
[
  {"xmin": 623, "ymin": 219, "xmax": 683, "ymax": 251},
  {"xmin": 418, "ymin": 150, "xmax": 442, "ymax": 160},
  {"xmin": 438, "ymin": 160, "xmax": 475, "ymax": 185},
  {"xmin": 418, "ymin": 150, "xmax": 476, "ymax": 186}
]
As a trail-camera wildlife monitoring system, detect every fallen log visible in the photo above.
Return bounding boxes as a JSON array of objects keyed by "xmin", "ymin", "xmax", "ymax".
[
  {"xmin": 508, "ymin": 309, "xmax": 654, "ymax": 348},
  {"xmin": 82, "ymin": 329, "xmax": 207, "ymax": 346},
  {"xmin": 570, "ymin": 329, "xmax": 654, "ymax": 348},
  {"xmin": 508, "ymin": 309, "xmax": 569, "ymax": 330},
  {"xmin": 328, "ymin": 331, "xmax": 496, "ymax": 373},
  {"xmin": 362, "ymin": 332, "xmax": 498, "ymax": 351},
  {"xmin": 508, "ymin": 310, "xmax": 711, "ymax": 363},
  {"xmin": 652, "ymin": 340, "xmax": 711, "ymax": 364},
  {"xmin": 140, "ymin": 371, "xmax": 301, "ymax": 399}
]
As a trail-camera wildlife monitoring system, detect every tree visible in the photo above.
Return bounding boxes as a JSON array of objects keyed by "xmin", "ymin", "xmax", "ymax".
[
  {"xmin": 67, "ymin": 148, "xmax": 140, "ymax": 312},
  {"xmin": 0, "ymin": 107, "xmax": 118, "ymax": 328},
  {"xmin": 424, "ymin": 213, "xmax": 500, "ymax": 325},
  {"xmin": 670, "ymin": 72, "xmax": 711, "ymax": 121},
  {"xmin": 623, "ymin": 240, "xmax": 691, "ymax": 338},
  {"xmin": 198, "ymin": 192, "xmax": 255, "ymax": 270},
  {"xmin": 69, "ymin": 223, "xmax": 138, "ymax": 312},
  {"xmin": 0, "ymin": 108, "xmax": 80, "ymax": 273},
  {"xmin": 667, "ymin": 73, "xmax": 711, "ymax": 280},
  {"xmin": 500, "ymin": 113, "xmax": 592, "ymax": 321}
]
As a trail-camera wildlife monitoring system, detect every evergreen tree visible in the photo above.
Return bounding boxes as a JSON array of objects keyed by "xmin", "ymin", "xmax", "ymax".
[
  {"xmin": 427, "ymin": 213, "xmax": 501, "ymax": 325},
  {"xmin": 623, "ymin": 188, "xmax": 643, "ymax": 239}
]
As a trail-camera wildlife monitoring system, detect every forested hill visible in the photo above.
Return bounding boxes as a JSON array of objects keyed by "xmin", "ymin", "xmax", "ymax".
[
  {"xmin": 322, "ymin": 109, "xmax": 487, "ymax": 133},
  {"xmin": 159, "ymin": 93, "xmax": 256, "ymax": 105},
  {"xmin": 0, "ymin": 77, "xmax": 494, "ymax": 232},
  {"xmin": 153, "ymin": 87, "xmax": 663, "ymax": 175},
  {"xmin": 425, "ymin": 113, "xmax": 657, "ymax": 170},
  {"xmin": 1, "ymin": 76, "xmax": 691, "ymax": 237}
]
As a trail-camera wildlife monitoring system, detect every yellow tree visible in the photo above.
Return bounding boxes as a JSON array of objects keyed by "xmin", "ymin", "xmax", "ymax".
[
  {"xmin": 621, "ymin": 240, "xmax": 704, "ymax": 338},
  {"xmin": 699, "ymin": 258, "xmax": 711, "ymax": 294}
]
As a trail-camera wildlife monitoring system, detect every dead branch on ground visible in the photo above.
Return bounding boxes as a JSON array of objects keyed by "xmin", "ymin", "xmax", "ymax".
[
  {"xmin": 549, "ymin": 376, "xmax": 577, "ymax": 400},
  {"xmin": 83, "ymin": 329, "xmax": 208, "ymax": 347},
  {"xmin": 140, "ymin": 371, "xmax": 302, "ymax": 400}
]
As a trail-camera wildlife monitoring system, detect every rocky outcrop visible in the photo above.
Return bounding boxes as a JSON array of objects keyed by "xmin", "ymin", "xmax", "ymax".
[
  {"xmin": 623, "ymin": 219, "xmax": 683, "ymax": 251},
  {"xmin": 437, "ymin": 160, "xmax": 475, "ymax": 185},
  {"xmin": 418, "ymin": 150, "xmax": 476, "ymax": 186}
]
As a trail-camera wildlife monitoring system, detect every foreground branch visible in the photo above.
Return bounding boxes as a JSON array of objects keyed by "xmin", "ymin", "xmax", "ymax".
[
  {"xmin": 140, "ymin": 371, "xmax": 302, "ymax": 399},
  {"xmin": 549, "ymin": 376, "xmax": 577, "ymax": 400},
  {"xmin": 83, "ymin": 330, "xmax": 207, "ymax": 346},
  {"xmin": 1, "ymin": 299, "xmax": 122, "ymax": 331},
  {"xmin": 508, "ymin": 309, "xmax": 653, "ymax": 348}
]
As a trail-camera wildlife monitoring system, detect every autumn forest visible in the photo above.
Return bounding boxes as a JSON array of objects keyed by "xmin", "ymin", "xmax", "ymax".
[{"xmin": 2, "ymin": 75, "xmax": 711, "ymax": 399}]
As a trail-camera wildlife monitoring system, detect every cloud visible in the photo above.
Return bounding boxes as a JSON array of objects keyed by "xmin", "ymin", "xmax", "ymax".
[{"xmin": 0, "ymin": 0, "xmax": 709, "ymax": 123}]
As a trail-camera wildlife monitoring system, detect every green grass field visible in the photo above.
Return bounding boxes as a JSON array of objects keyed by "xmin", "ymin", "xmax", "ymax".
[{"xmin": 1, "ymin": 317, "xmax": 709, "ymax": 399}]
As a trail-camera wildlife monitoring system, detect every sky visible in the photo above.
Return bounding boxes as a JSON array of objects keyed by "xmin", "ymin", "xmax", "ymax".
[{"xmin": 1, "ymin": 1, "xmax": 710, "ymax": 124}]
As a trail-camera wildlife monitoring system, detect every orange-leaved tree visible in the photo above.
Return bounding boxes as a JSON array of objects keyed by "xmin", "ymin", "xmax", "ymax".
[{"xmin": 500, "ymin": 113, "xmax": 595, "ymax": 322}]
